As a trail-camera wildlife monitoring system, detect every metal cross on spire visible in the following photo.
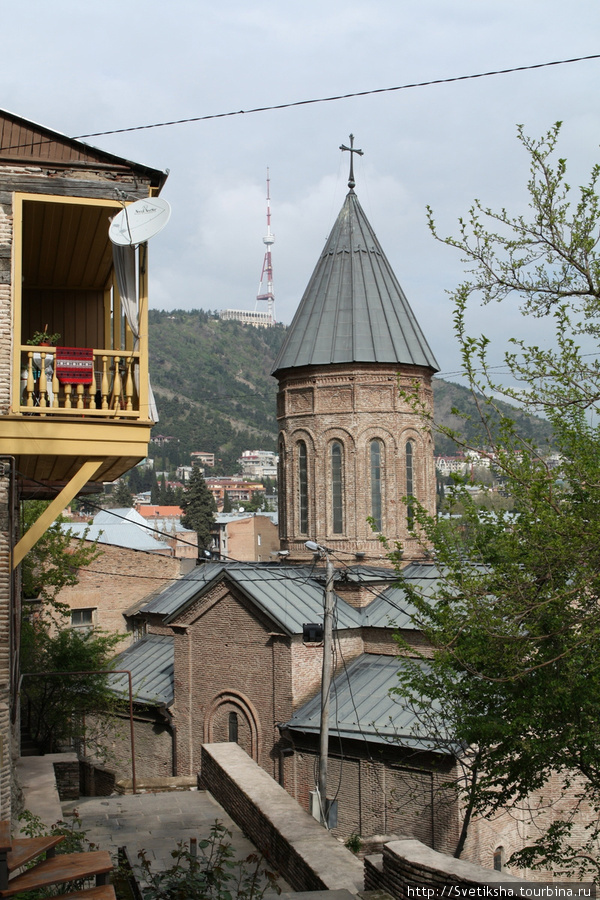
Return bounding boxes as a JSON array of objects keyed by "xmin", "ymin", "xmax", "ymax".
[{"xmin": 340, "ymin": 134, "xmax": 364, "ymax": 190}]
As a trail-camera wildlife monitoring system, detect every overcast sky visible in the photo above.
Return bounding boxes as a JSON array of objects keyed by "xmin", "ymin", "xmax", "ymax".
[{"xmin": 3, "ymin": 1, "xmax": 600, "ymax": 382}]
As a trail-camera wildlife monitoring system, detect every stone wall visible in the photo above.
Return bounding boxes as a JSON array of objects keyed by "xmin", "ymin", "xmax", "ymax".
[{"xmin": 199, "ymin": 741, "xmax": 364, "ymax": 894}]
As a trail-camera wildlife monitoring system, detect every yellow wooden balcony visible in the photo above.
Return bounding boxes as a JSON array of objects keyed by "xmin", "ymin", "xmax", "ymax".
[{"xmin": 0, "ymin": 192, "xmax": 156, "ymax": 534}]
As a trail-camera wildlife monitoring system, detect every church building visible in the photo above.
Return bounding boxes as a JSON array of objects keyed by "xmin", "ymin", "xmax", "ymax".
[
  {"xmin": 274, "ymin": 140, "xmax": 438, "ymax": 562},
  {"xmin": 111, "ymin": 144, "xmax": 467, "ymax": 856}
]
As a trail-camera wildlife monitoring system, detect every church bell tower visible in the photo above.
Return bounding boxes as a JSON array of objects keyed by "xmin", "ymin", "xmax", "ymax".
[{"xmin": 272, "ymin": 138, "xmax": 439, "ymax": 565}]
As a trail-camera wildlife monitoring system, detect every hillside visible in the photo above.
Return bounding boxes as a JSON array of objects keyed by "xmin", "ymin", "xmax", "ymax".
[{"xmin": 148, "ymin": 310, "xmax": 552, "ymax": 471}]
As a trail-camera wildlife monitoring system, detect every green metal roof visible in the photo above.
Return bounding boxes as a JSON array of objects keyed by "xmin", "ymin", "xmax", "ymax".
[
  {"xmin": 272, "ymin": 190, "xmax": 439, "ymax": 375},
  {"xmin": 283, "ymin": 653, "xmax": 451, "ymax": 753},
  {"xmin": 110, "ymin": 634, "xmax": 174, "ymax": 706}
]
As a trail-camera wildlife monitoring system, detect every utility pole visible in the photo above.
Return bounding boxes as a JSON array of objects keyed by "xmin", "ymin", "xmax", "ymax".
[{"xmin": 305, "ymin": 540, "xmax": 335, "ymax": 827}]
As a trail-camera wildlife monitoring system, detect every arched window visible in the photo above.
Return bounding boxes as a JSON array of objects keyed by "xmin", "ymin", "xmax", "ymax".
[
  {"xmin": 493, "ymin": 846, "xmax": 504, "ymax": 872},
  {"xmin": 298, "ymin": 441, "xmax": 308, "ymax": 534},
  {"xmin": 278, "ymin": 436, "xmax": 286, "ymax": 538},
  {"xmin": 331, "ymin": 441, "xmax": 344, "ymax": 534},
  {"xmin": 370, "ymin": 440, "xmax": 382, "ymax": 531},
  {"xmin": 228, "ymin": 711, "xmax": 238, "ymax": 743},
  {"xmin": 406, "ymin": 440, "xmax": 415, "ymax": 529}
]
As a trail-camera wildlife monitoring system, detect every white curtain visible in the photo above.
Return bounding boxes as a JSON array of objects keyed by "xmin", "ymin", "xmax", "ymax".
[{"xmin": 112, "ymin": 244, "xmax": 159, "ymax": 422}]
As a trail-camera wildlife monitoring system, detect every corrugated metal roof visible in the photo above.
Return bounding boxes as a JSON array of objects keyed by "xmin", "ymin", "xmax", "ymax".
[
  {"xmin": 272, "ymin": 190, "xmax": 439, "ymax": 375},
  {"xmin": 61, "ymin": 508, "xmax": 171, "ymax": 553},
  {"xmin": 144, "ymin": 563, "xmax": 363, "ymax": 634},
  {"xmin": 110, "ymin": 634, "xmax": 174, "ymax": 705},
  {"xmin": 284, "ymin": 654, "xmax": 449, "ymax": 752},
  {"xmin": 140, "ymin": 562, "xmax": 441, "ymax": 633}
]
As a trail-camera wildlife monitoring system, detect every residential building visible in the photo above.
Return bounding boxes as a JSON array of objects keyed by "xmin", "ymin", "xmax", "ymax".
[
  {"xmin": 191, "ymin": 451, "xmax": 215, "ymax": 468},
  {"xmin": 0, "ymin": 107, "xmax": 166, "ymax": 817},
  {"xmin": 205, "ymin": 478, "xmax": 265, "ymax": 509},
  {"xmin": 237, "ymin": 450, "xmax": 278, "ymax": 480},
  {"xmin": 211, "ymin": 513, "xmax": 279, "ymax": 561},
  {"xmin": 136, "ymin": 505, "xmax": 198, "ymax": 559}
]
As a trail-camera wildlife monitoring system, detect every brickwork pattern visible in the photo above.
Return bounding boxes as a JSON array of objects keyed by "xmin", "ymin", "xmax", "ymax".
[
  {"xmin": 79, "ymin": 759, "xmax": 117, "ymax": 796},
  {"xmin": 0, "ymin": 471, "xmax": 13, "ymax": 819},
  {"xmin": 276, "ymin": 363, "xmax": 436, "ymax": 562},
  {"xmin": 53, "ymin": 759, "xmax": 80, "ymax": 800},
  {"xmin": 169, "ymin": 586, "xmax": 293, "ymax": 779},
  {"xmin": 364, "ymin": 839, "xmax": 530, "ymax": 900},
  {"xmin": 199, "ymin": 742, "xmax": 364, "ymax": 894},
  {"xmin": 290, "ymin": 630, "xmax": 363, "ymax": 706},
  {"xmin": 286, "ymin": 738, "xmax": 460, "ymax": 854},
  {"xmin": 58, "ymin": 542, "xmax": 181, "ymax": 639}
]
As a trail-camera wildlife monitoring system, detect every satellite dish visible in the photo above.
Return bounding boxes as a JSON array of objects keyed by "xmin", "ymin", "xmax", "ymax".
[{"xmin": 109, "ymin": 197, "xmax": 171, "ymax": 246}]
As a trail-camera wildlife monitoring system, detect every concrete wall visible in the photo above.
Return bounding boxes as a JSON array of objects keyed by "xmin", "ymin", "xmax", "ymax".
[{"xmin": 199, "ymin": 741, "xmax": 364, "ymax": 894}]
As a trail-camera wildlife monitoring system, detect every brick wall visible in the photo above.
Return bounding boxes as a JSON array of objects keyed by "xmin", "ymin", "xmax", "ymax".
[
  {"xmin": 87, "ymin": 710, "xmax": 174, "ymax": 783},
  {"xmin": 53, "ymin": 759, "xmax": 80, "ymax": 800},
  {"xmin": 0, "ymin": 467, "xmax": 14, "ymax": 819},
  {"xmin": 170, "ymin": 582, "xmax": 293, "ymax": 779},
  {"xmin": 290, "ymin": 630, "xmax": 363, "ymax": 706},
  {"xmin": 364, "ymin": 838, "xmax": 530, "ymax": 900},
  {"xmin": 283, "ymin": 736, "xmax": 460, "ymax": 856},
  {"xmin": 58, "ymin": 542, "xmax": 181, "ymax": 640},
  {"xmin": 226, "ymin": 516, "xmax": 279, "ymax": 563},
  {"xmin": 199, "ymin": 742, "xmax": 364, "ymax": 894},
  {"xmin": 79, "ymin": 759, "xmax": 117, "ymax": 796},
  {"xmin": 276, "ymin": 362, "xmax": 436, "ymax": 562}
]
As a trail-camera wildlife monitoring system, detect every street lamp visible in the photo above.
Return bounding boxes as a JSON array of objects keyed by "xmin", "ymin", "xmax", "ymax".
[{"xmin": 305, "ymin": 541, "xmax": 335, "ymax": 827}]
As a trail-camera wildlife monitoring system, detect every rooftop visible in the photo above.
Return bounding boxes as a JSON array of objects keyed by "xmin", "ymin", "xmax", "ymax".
[{"xmin": 272, "ymin": 190, "xmax": 439, "ymax": 375}]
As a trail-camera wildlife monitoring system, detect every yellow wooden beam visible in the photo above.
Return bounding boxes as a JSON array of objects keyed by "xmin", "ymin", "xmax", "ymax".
[{"xmin": 13, "ymin": 459, "xmax": 103, "ymax": 568}]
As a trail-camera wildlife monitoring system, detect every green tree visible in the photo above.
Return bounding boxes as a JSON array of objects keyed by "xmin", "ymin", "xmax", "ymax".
[
  {"xmin": 181, "ymin": 468, "xmax": 216, "ymax": 553},
  {"xmin": 21, "ymin": 620, "xmax": 121, "ymax": 754},
  {"xmin": 112, "ymin": 478, "xmax": 134, "ymax": 508},
  {"xmin": 21, "ymin": 501, "xmax": 102, "ymax": 605},
  {"xmin": 222, "ymin": 491, "xmax": 232, "ymax": 513},
  {"xmin": 392, "ymin": 123, "xmax": 600, "ymax": 875}
]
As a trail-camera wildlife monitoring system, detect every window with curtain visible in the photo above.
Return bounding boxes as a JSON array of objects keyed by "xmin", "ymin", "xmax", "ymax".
[
  {"xmin": 298, "ymin": 441, "xmax": 308, "ymax": 534},
  {"xmin": 370, "ymin": 439, "xmax": 383, "ymax": 531},
  {"xmin": 331, "ymin": 441, "xmax": 344, "ymax": 534},
  {"xmin": 406, "ymin": 440, "xmax": 415, "ymax": 529}
]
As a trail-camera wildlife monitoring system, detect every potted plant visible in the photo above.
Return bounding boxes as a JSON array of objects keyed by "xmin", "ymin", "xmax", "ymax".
[{"xmin": 26, "ymin": 325, "xmax": 61, "ymax": 347}]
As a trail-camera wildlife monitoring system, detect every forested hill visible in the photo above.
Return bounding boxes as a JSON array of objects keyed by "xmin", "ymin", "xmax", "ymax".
[{"xmin": 148, "ymin": 309, "xmax": 553, "ymax": 472}]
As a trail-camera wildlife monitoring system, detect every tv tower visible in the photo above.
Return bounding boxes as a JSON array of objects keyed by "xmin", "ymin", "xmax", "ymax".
[{"xmin": 255, "ymin": 169, "xmax": 276, "ymax": 324}]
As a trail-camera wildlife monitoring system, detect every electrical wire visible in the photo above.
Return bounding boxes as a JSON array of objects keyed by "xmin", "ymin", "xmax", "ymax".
[{"xmin": 69, "ymin": 54, "xmax": 600, "ymax": 141}]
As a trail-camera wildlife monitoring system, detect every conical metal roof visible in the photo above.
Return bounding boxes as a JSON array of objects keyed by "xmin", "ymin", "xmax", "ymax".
[{"xmin": 272, "ymin": 190, "xmax": 439, "ymax": 374}]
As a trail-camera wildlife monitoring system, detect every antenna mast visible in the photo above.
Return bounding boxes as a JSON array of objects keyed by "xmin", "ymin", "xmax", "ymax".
[{"xmin": 255, "ymin": 169, "xmax": 276, "ymax": 324}]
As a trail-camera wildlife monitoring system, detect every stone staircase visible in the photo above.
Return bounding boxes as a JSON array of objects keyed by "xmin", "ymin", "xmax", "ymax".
[{"xmin": 0, "ymin": 820, "xmax": 115, "ymax": 899}]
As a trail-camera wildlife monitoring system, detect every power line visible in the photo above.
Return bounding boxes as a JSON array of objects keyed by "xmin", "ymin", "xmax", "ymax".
[{"xmin": 71, "ymin": 54, "xmax": 600, "ymax": 141}]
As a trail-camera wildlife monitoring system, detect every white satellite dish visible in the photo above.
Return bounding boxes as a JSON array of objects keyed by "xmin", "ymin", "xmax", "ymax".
[{"xmin": 109, "ymin": 197, "xmax": 171, "ymax": 246}]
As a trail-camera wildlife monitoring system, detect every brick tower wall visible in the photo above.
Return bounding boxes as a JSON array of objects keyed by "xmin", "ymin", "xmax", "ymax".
[{"xmin": 276, "ymin": 362, "xmax": 436, "ymax": 563}]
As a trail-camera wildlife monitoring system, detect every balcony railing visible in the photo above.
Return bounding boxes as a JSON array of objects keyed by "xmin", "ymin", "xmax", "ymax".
[{"xmin": 18, "ymin": 346, "xmax": 142, "ymax": 418}]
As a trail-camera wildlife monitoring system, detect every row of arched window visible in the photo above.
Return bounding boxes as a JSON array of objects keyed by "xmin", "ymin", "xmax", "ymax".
[{"xmin": 294, "ymin": 437, "xmax": 416, "ymax": 536}]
